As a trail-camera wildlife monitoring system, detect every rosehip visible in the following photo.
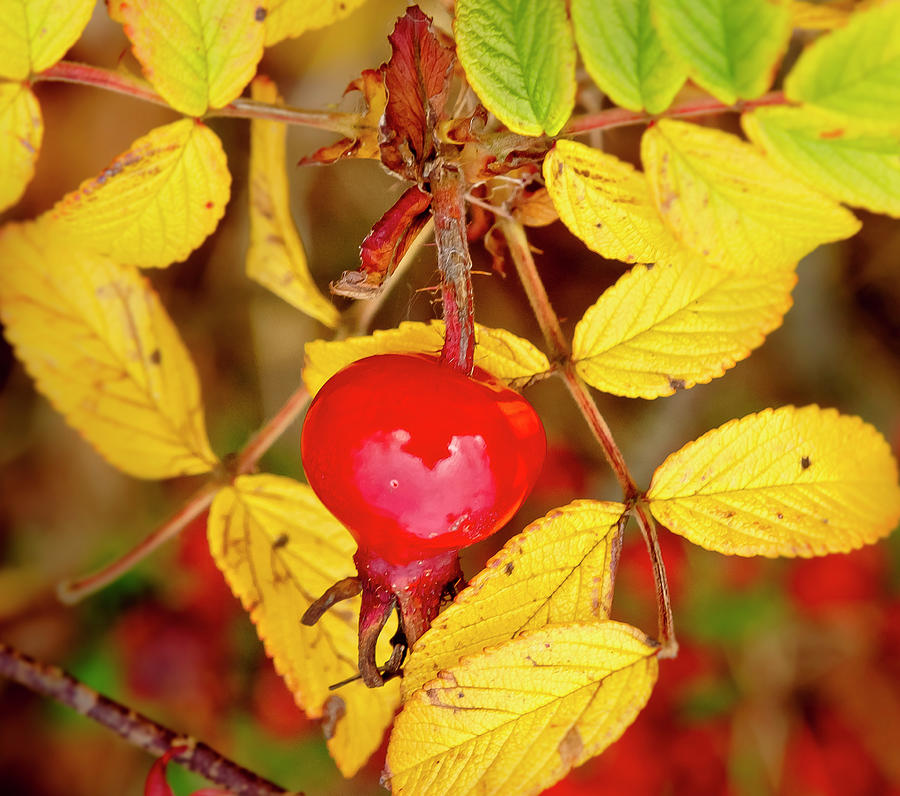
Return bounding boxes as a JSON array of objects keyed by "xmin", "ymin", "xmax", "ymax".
[{"xmin": 300, "ymin": 353, "xmax": 545, "ymax": 686}]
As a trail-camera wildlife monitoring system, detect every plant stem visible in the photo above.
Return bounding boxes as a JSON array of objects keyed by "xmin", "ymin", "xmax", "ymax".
[
  {"xmin": 432, "ymin": 168, "xmax": 475, "ymax": 374},
  {"xmin": 563, "ymin": 90, "xmax": 788, "ymax": 136},
  {"xmin": 633, "ymin": 504, "xmax": 678, "ymax": 656},
  {"xmin": 33, "ymin": 61, "xmax": 168, "ymax": 106},
  {"xmin": 0, "ymin": 643, "xmax": 291, "ymax": 796},
  {"xmin": 234, "ymin": 383, "xmax": 311, "ymax": 476},
  {"xmin": 560, "ymin": 366, "xmax": 639, "ymax": 501},
  {"xmin": 35, "ymin": 61, "xmax": 360, "ymax": 135},
  {"xmin": 57, "ymin": 481, "xmax": 220, "ymax": 604},
  {"xmin": 496, "ymin": 217, "xmax": 569, "ymax": 359}
]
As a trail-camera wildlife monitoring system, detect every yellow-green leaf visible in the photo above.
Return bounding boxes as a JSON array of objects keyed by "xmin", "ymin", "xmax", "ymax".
[
  {"xmin": 48, "ymin": 118, "xmax": 230, "ymax": 268},
  {"xmin": 572, "ymin": 255, "xmax": 796, "ymax": 398},
  {"xmin": 785, "ymin": 2, "xmax": 900, "ymax": 122},
  {"xmin": 543, "ymin": 139, "xmax": 683, "ymax": 264},
  {"xmin": 402, "ymin": 500, "xmax": 626, "ymax": 699},
  {"xmin": 572, "ymin": 0, "xmax": 686, "ymax": 114},
  {"xmin": 651, "ymin": 0, "xmax": 792, "ymax": 104},
  {"xmin": 743, "ymin": 106, "xmax": 900, "ymax": 218},
  {"xmin": 454, "ymin": 0, "xmax": 576, "ymax": 136},
  {"xmin": 0, "ymin": 220, "xmax": 218, "ymax": 479},
  {"xmin": 208, "ymin": 474, "xmax": 399, "ymax": 776},
  {"xmin": 0, "ymin": 82, "xmax": 42, "ymax": 212},
  {"xmin": 641, "ymin": 119, "xmax": 860, "ymax": 272},
  {"xmin": 0, "ymin": 0, "xmax": 94, "ymax": 80},
  {"xmin": 647, "ymin": 405, "xmax": 900, "ymax": 557},
  {"xmin": 247, "ymin": 76, "xmax": 338, "ymax": 326},
  {"xmin": 263, "ymin": 0, "xmax": 369, "ymax": 46},
  {"xmin": 387, "ymin": 622, "xmax": 659, "ymax": 796},
  {"xmin": 112, "ymin": 0, "xmax": 266, "ymax": 116},
  {"xmin": 303, "ymin": 321, "xmax": 551, "ymax": 396}
]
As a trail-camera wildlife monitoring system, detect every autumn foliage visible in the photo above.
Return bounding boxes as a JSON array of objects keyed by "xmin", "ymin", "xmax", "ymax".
[{"xmin": 1, "ymin": 1, "xmax": 900, "ymax": 795}]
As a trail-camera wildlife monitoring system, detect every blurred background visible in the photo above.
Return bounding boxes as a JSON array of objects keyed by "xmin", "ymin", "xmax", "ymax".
[{"xmin": 1, "ymin": 2, "xmax": 899, "ymax": 794}]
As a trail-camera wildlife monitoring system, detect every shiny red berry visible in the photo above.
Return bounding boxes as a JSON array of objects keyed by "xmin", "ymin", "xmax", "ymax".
[
  {"xmin": 300, "ymin": 352, "xmax": 546, "ymax": 685},
  {"xmin": 302, "ymin": 353, "xmax": 545, "ymax": 562}
]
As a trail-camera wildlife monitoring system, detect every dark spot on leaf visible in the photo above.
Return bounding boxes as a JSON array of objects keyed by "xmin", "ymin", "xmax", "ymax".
[
  {"xmin": 595, "ymin": 222, "xmax": 603, "ymax": 229},
  {"xmin": 558, "ymin": 726, "xmax": 584, "ymax": 766},
  {"xmin": 149, "ymin": 349, "xmax": 161, "ymax": 365},
  {"xmin": 458, "ymin": 692, "xmax": 464, "ymax": 699},
  {"xmin": 254, "ymin": 6, "xmax": 266, "ymax": 21},
  {"xmin": 821, "ymin": 517, "xmax": 829, "ymax": 524},
  {"xmin": 272, "ymin": 533, "xmax": 288, "ymax": 549},
  {"xmin": 504, "ymin": 562, "xmax": 514, "ymax": 575},
  {"xmin": 777, "ymin": 512, "xmax": 783, "ymax": 520},
  {"xmin": 801, "ymin": 456, "xmax": 811, "ymax": 470},
  {"xmin": 322, "ymin": 695, "xmax": 345, "ymax": 739},
  {"xmin": 668, "ymin": 377, "xmax": 686, "ymax": 391}
]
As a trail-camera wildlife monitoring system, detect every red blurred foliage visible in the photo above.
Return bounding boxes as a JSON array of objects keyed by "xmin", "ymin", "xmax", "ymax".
[
  {"xmin": 529, "ymin": 443, "xmax": 590, "ymax": 503},
  {"xmin": 787, "ymin": 546, "xmax": 888, "ymax": 616},
  {"xmin": 616, "ymin": 528, "xmax": 688, "ymax": 605},
  {"xmin": 251, "ymin": 658, "xmax": 314, "ymax": 739}
]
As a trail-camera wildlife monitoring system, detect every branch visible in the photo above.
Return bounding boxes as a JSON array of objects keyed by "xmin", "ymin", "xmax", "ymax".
[
  {"xmin": 35, "ymin": 61, "xmax": 360, "ymax": 135},
  {"xmin": 57, "ymin": 481, "xmax": 220, "ymax": 604},
  {"xmin": 0, "ymin": 643, "xmax": 292, "ymax": 796},
  {"xmin": 563, "ymin": 90, "xmax": 789, "ymax": 136}
]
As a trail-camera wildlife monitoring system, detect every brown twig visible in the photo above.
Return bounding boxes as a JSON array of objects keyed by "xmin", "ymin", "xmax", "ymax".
[
  {"xmin": 0, "ymin": 643, "xmax": 292, "ymax": 795},
  {"xmin": 35, "ymin": 61, "xmax": 360, "ymax": 135},
  {"xmin": 562, "ymin": 90, "xmax": 789, "ymax": 136},
  {"xmin": 57, "ymin": 481, "xmax": 220, "ymax": 604}
]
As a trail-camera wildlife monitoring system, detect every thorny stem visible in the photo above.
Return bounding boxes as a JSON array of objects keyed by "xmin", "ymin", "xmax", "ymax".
[
  {"xmin": 57, "ymin": 481, "xmax": 220, "ymax": 604},
  {"xmin": 0, "ymin": 643, "xmax": 291, "ymax": 796},
  {"xmin": 562, "ymin": 90, "xmax": 789, "ymax": 136},
  {"xmin": 432, "ymin": 168, "xmax": 475, "ymax": 374}
]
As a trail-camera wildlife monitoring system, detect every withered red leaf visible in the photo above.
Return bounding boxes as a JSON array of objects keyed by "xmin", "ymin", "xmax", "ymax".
[
  {"xmin": 299, "ymin": 69, "xmax": 387, "ymax": 166},
  {"xmin": 331, "ymin": 185, "xmax": 432, "ymax": 298},
  {"xmin": 379, "ymin": 6, "xmax": 454, "ymax": 181}
]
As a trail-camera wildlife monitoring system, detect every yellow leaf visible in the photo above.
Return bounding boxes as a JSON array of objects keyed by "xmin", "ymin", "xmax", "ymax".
[
  {"xmin": 264, "ymin": 0, "xmax": 370, "ymax": 46},
  {"xmin": 402, "ymin": 500, "xmax": 626, "ymax": 700},
  {"xmin": 743, "ymin": 106, "xmax": 900, "ymax": 218},
  {"xmin": 543, "ymin": 140, "xmax": 682, "ymax": 264},
  {"xmin": 112, "ymin": 0, "xmax": 266, "ymax": 116},
  {"xmin": 247, "ymin": 76, "xmax": 338, "ymax": 327},
  {"xmin": 641, "ymin": 119, "xmax": 861, "ymax": 272},
  {"xmin": 303, "ymin": 321, "xmax": 551, "ymax": 395},
  {"xmin": 0, "ymin": 220, "xmax": 218, "ymax": 479},
  {"xmin": 572, "ymin": 255, "xmax": 796, "ymax": 398},
  {"xmin": 647, "ymin": 405, "xmax": 900, "ymax": 557},
  {"xmin": 387, "ymin": 622, "xmax": 659, "ymax": 796},
  {"xmin": 48, "ymin": 119, "xmax": 230, "ymax": 268},
  {"xmin": 0, "ymin": 0, "xmax": 94, "ymax": 80},
  {"xmin": 208, "ymin": 474, "xmax": 400, "ymax": 776},
  {"xmin": 0, "ymin": 81, "xmax": 42, "ymax": 212}
]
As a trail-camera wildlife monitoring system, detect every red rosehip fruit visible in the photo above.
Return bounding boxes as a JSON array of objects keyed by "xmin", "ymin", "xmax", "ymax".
[{"xmin": 300, "ymin": 352, "xmax": 545, "ymax": 685}]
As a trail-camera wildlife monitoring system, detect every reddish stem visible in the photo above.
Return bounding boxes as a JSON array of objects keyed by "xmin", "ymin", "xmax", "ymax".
[
  {"xmin": 431, "ymin": 168, "xmax": 475, "ymax": 374},
  {"xmin": 634, "ymin": 504, "xmax": 677, "ymax": 656},
  {"xmin": 563, "ymin": 90, "xmax": 789, "ymax": 136},
  {"xmin": 33, "ymin": 61, "xmax": 166, "ymax": 105},
  {"xmin": 57, "ymin": 481, "xmax": 220, "ymax": 604}
]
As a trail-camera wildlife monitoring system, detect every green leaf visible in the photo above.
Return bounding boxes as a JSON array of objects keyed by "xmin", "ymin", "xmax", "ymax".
[
  {"xmin": 651, "ymin": 0, "xmax": 792, "ymax": 104},
  {"xmin": 785, "ymin": 2, "xmax": 900, "ymax": 123},
  {"xmin": 454, "ymin": 0, "xmax": 576, "ymax": 136},
  {"xmin": 572, "ymin": 0, "xmax": 686, "ymax": 113},
  {"xmin": 743, "ymin": 106, "xmax": 900, "ymax": 218}
]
